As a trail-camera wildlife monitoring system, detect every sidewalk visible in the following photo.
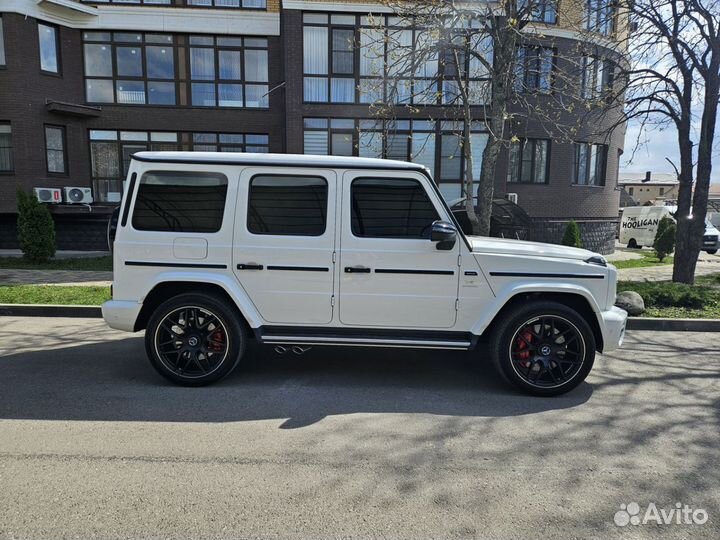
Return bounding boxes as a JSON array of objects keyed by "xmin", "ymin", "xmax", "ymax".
[
  {"xmin": 0, "ymin": 269, "xmax": 112, "ymax": 287},
  {"xmin": 618, "ymin": 261, "xmax": 720, "ymax": 281},
  {"xmin": 0, "ymin": 249, "xmax": 110, "ymax": 259}
]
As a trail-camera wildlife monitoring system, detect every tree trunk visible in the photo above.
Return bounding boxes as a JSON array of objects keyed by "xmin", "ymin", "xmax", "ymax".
[
  {"xmin": 671, "ymin": 121, "xmax": 697, "ymax": 283},
  {"xmin": 462, "ymin": 116, "xmax": 480, "ymax": 235}
]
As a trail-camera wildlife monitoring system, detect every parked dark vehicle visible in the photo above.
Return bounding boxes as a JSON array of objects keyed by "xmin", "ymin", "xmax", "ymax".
[{"xmin": 450, "ymin": 198, "xmax": 532, "ymax": 240}]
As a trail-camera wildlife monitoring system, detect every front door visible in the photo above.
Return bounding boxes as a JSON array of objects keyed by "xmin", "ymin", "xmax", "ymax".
[
  {"xmin": 338, "ymin": 171, "xmax": 460, "ymax": 328},
  {"xmin": 232, "ymin": 167, "xmax": 337, "ymax": 325}
]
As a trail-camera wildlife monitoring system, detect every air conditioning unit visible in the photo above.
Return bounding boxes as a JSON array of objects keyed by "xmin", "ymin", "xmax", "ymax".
[
  {"xmin": 64, "ymin": 187, "xmax": 93, "ymax": 204},
  {"xmin": 33, "ymin": 187, "xmax": 62, "ymax": 204},
  {"xmin": 505, "ymin": 192, "xmax": 519, "ymax": 204}
]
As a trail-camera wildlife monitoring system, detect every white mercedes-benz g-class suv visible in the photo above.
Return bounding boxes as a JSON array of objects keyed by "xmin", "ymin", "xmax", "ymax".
[{"xmin": 103, "ymin": 152, "xmax": 627, "ymax": 396}]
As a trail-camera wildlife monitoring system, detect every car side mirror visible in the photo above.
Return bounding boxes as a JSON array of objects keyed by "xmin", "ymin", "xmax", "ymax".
[{"xmin": 430, "ymin": 220, "xmax": 457, "ymax": 250}]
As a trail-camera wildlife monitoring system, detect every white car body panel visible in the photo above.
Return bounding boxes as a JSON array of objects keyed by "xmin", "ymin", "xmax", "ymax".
[{"xmin": 103, "ymin": 152, "xmax": 627, "ymax": 354}]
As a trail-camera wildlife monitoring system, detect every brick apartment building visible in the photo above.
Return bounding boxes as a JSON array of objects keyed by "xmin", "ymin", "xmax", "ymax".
[{"xmin": 0, "ymin": 0, "xmax": 626, "ymax": 253}]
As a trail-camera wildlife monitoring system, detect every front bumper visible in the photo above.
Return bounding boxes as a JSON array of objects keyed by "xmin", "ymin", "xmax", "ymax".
[
  {"xmin": 102, "ymin": 300, "xmax": 142, "ymax": 332},
  {"xmin": 600, "ymin": 305, "xmax": 627, "ymax": 352}
]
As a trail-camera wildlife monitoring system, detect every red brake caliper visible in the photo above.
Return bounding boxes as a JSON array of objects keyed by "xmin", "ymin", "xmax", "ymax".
[
  {"xmin": 516, "ymin": 330, "xmax": 534, "ymax": 368},
  {"xmin": 208, "ymin": 329, "xmax": 225, "ymax": 353}
]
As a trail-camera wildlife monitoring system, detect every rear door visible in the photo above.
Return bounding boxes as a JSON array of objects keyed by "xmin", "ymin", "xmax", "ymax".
[
  {"xmin": 338, "ymin": 170, "xmax": 460, "ymax": 328},
  {"xmin": 232, "ymin": 167, "xmax": 337, "ymax": 325}
]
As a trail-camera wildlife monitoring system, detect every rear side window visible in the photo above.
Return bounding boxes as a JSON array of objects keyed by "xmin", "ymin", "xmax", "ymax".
[
  {"xmin": 132, "ymin": 171, "xmax": 228, "ymax": 232},
  {"xmin": 248, "ymin": 175, "xmax": 327, "ymax": 236},
  {"xmin": 351, "ymin": 178, "xmax": 439, "ymax": 238}
]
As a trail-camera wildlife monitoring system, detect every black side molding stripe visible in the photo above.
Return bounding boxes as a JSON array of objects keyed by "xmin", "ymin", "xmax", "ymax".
[
  {"xmin": 266, "ymin": 265, "xmax": 329, "ymax": 272},
  {"xmin": 125, "ymin": 261, "xmax": 227, "ymax": 269},
  {"xmin": 489, "ymin": 272, "xmax": 605, "ymax": 280},
  {"xmin": 375, "ymin": 269, "xmax": 455, "ymax": 275}
]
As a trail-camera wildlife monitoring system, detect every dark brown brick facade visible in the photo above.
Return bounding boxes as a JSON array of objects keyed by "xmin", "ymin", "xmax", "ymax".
[{"xmin": 0, "ymin": 7, "xmax": 624, "ymax": 253}]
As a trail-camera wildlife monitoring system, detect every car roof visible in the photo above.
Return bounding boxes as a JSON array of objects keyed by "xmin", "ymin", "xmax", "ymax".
[{"xmin": 132, "ymin": 151, "xmax": 428, "ymax": 172}]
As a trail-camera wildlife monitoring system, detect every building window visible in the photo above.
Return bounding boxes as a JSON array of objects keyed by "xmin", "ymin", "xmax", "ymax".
[
  {"xmin": 248, "ymin": 175, "xmax": 328, "ymax": 236},
  {"xmin": 628, "ymin": 187, "xmax": 634, "ymax": 196},
  {"xmin": 573, "ymin": 142, "xmax": 607, "ymax": 186},
  {"xmin": 133, "ymin": 172, "xmax": 229, "ymax": 233},
  {"xmin": 38, "ymin": 23, "xmax": 60, "ymax": 74},
  {"xmin": 303, "ymin": 118, "xmax": 487, "ymax": 201},
  {"xmin": 190, "ymin": 35, "xmax": 268, "ymax": 108},
  {"xmin": 587, "ymin": 0, "xmax": 616, "ymax": 36},
  {"xmin": 84, "ymin": 32, "xmax": 176, "ymax": 105},
  {"xmin": 514, "ymin": 46, "xmax": 553, "ymax": 92},
  {"xmin": 659, "ymin": 187, "xmax": 664, "ymax": 196},
  {"xmin": 82, "ymin": 32, "xmax": 268, "ymax": 107},
  {"xmin": 303, "ymin": 13, "xmax": 492, "ymax": 106},
  {"xmin": 187, "ymin": 0, "xmax": 267, "ymax": 7},
  {"xmin": 507, "ymin": 138, "xmax": 550, "ymax": 184},
  {"xmin": 45, "ymin": 125, "xmax": 67, "ymax": 175},
  {"xmin": 581, "ymin": 56, "xmax": 615, "ymax": 99},
  {"xmin": 82, "ymin": 0, "xmax": 173, "ymax": 4},
  {"xmin": 89, "ymin": 130, "xmax": 268, "ymax": 202},
  {"xmin": 0, "ymin": 122, "xmax": 12, "ymax": 172},
  {"xmin": 351, "ymin": 178, "xmax": 440, "ymax": 238},
  {"xmin": 0, "ymin": 16, "xmax": 6, "ymax": 67},
  {"xmin": 518, "ymin": 0, "xmax": 558, "ymax": 24}
]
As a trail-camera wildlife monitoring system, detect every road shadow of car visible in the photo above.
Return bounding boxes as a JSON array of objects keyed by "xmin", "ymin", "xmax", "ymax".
[{"xmin": 0, "ymin": 336, "xmax": 592, "ymax": 428}]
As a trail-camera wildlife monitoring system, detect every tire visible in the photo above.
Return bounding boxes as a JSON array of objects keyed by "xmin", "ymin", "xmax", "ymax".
[
  {"xmin": 489, "ymin": 301, "xmax": 596, "ymax": 396},
  {"xmin": 706, "ymin": 250, "xmax": 717, "ymax": 255},
  {"xmin": 627, "ymin": 239, "xmax": 639, "ymax": 249},
  {"xmin": 144, "ymin": 293, "xmax": 246, "ymax": 386}
]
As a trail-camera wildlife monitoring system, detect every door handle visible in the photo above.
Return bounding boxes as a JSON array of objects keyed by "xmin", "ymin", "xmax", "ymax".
[
  {"xmin": 345, "ymin": 266, "xmax": 371, "ymax": 273},
  {"xmin": 237, "ymin": 263, "xmax": 264, "ymax": 270}
]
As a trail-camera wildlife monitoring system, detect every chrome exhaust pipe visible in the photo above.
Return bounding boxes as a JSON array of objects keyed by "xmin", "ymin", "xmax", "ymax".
[
  {"xmin": 291, "ymin": 345, "xmax": 312, "ymax": 355},
  {"xmin": 274, "ymin": 345, "xmax": 288, "ymax": 355}
]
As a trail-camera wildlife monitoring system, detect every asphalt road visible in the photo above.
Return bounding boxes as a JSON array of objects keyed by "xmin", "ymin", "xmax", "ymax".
[{"xmin": 0, "ymin": 317, "xmax": 718, "ymax": 540}]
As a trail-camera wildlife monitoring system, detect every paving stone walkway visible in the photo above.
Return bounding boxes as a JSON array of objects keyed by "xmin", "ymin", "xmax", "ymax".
[
  {"xmin": 0, "ymin": 269, "xmax": 112, "ymax": 287},
  {"xmin": 618, "ymin": 260, "xmax": 720, "ymax": 281}
]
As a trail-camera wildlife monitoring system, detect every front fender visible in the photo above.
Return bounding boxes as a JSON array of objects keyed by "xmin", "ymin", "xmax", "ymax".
[{"xmin": 470, "ymin": 281, "xmax": 604, "ymax": 337}]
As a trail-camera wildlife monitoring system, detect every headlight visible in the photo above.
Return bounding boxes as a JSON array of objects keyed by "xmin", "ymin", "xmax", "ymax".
[{"xmin": 585, "ymin": 255, "xmax": 607, "ymax": 267}]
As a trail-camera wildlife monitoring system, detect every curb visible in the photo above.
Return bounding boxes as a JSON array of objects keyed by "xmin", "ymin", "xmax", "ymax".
[
  {"xmin": 1, "ymin": 304, "xmax": 720, "ymax": 332},
  {"xmin": 0, "ymin": 304, "xmax": 102, "ymax": 318},
  {"xmin": 626, "ymin": 317, "xmax": 720, "ymax": 332}
]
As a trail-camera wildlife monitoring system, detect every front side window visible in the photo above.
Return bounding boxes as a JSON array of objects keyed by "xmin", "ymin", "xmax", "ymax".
[
  {"xmin": 248, "ymin": 175, "xmax": 328, "ymax": 236},
  {"xmin": 351, "ymin": 178, "xmax": 440, "ymax": 238},
  {"xmin": 132, "ymin": 171, "xmax": 228, "ymax": 232},
  {"xmin": 574, "ymin": 142, "xmax": 607, "ymax": 186},
  {"xmin": 38, "ymin": 23, "xmax": 60, "ymax": 74},
  {"xmin": 514, "ymin": 46, "xmax": 553, "ymax": 92},
  {"xmin": 507, "ymin": 138, "xmax": 550, "ymax": 184},
  {"xmin": 45, "ymin": 125, "xmax": 67, "ymax": 174},
  {"xmin": 0, "ymin": 122, "xmax": 12, "ymax": 172}
]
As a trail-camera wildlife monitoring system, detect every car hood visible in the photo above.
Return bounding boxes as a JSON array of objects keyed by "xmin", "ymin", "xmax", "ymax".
[{"xmin": 467, "ymin": 236, "xmax": 597, "ymax": 261}]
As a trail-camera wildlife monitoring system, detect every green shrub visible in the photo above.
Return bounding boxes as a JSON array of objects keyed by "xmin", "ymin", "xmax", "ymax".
[
  {"xmin": 16, "ymin": 189, "xmax": 56, "ymax": 264},
  {"xmin": 653, "ymin": 216, "xmax": 676, "ymax": 262},
  {"xmin": 561, "ymin": 220, "xmax": 583, "ymax": 248},
  {"xmin": 618, "ymin": 281, "xmax": 710, "ymax": 309}
]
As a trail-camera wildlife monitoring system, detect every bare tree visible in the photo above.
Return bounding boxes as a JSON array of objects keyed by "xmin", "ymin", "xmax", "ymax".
[
  {"xmin": 360, "ymin": 0, "xmax": 621, "ymax": 237},
  {"xmin": 615, "ymin": 0, "xmax": 720, "ymax": 283}
]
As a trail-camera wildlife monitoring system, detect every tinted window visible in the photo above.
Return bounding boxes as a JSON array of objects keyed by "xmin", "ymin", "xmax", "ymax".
[
  {"xmin": 248, "ymin": 175, "xmax": 327, "ymax": 236},
  {"xmin": 351, "ymin": 178, "xmax": 440, "ymax": 238},
  {"xmin": 132, "ymin": 171, "xmax": 228, "ymax": 232}
]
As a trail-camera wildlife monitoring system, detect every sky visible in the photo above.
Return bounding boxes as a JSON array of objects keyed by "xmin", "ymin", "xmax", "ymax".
[{"xmin": 621, "ymin": 116, "xmax": 720, "ymax": 184}]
